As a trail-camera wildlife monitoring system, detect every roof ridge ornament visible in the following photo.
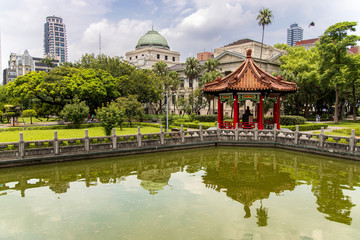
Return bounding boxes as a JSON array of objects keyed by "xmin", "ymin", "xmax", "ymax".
[{"xmin": 246, "ymin": 49, "xmax": 252, "ymax": 58}]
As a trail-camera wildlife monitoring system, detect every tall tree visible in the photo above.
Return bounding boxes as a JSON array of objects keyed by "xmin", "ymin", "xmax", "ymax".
[
  {"xmin": 203, "ymin": 59, "xmax": 220, "ymax": 72},
  {"xmin": 184, "ymin": 57, "xmax": 202, "ymax": 114},
  {"xmin": 318, "ymin": 21, "xmax": 360, "ymax": 123},
  {"xmin": 184, "ymin": 57, "xmax": 202, "ymax": 89},
  {"xmin": 257, "ymin": 8, "xmax": 273, "ymax": 62},
  {"xmin": 344, "ymin": 54, "xmax": 360, "ymax": 122}
]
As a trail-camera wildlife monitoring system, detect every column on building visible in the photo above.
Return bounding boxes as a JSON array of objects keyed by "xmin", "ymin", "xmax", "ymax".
[{"xmin": 273, "ymin": 97, "xmax": 281, "ymax": 129}]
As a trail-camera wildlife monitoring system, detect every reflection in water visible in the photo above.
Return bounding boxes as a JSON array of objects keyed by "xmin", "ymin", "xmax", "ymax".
[{"xmin": 0, "ymin": 147, "xmax": 359, "ymax": 228}]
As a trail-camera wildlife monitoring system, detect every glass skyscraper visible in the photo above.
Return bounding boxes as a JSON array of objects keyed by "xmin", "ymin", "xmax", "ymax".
[
  {"xmin": 287, "ymin": 23, "xmax": 303, "ymax": 47},
  {"xmin": 44, "ymin": 16, "xmax": 68, "ymax": 63}
]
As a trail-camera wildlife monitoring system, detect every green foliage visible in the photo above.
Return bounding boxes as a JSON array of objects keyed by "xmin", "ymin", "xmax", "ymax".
[
  {"xmin": 115, "ymin": 95, "xmax": 144, "ymax": 127},
  {"xmin": 6, "ymin": 67, "xmax": 119, "ymax": 115},
  {"xmin": 286, "ymin": 124, "xmax": 328, "ymax": 131},
  {"xmin": 172, "ymin": 121, "xmax": 216, "ymax": 130},
  {"xmin": 22, "ymin": 109, "xmax": 37, "ymax": 124},
  {"xmin": 264, "ymin": 115, "xmax": 306, "ymax": 125},
  {"xmin": 161, "ymin": 114, "xmax": 175, "ymax": 127},
  {"xmin": 22, "ymin": 109, "xmax": 37, "ymax": 117},
  {"xmin": 203, "ymin": 59, "xmax": 220, "ymax": 72},
  {"xmin": 318, "ymin": 21, "xmax": 360, "ymax": 123},
  {"xmin": 96, "ymin": 103, "xmax": 124, "ymax": 136},
  {"xmin": 60, "ymin": 100, "xmax": 89, "ymax": 128},
  {"xmin": 184, "ymin": 57, "xmax": 202, "ymax": 82},
  {"xmin": 274, "ymin": 43, "xmax": 291, "ymax": 51},
  {"xmin": 194, "ymin": 115, "xmax": 218, "ymax": 122}
]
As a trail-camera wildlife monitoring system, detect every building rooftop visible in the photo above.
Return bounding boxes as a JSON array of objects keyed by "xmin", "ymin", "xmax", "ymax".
[{"xmin": 136, "ymin": 30, "xmax": 170, "ymax": 50}]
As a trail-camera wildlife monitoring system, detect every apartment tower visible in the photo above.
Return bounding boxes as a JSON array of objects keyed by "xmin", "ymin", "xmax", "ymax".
[
  {"xmin": 287, "ymin": 23, "xmax": 303, "ymax": 47},
  {"xmin": 44, "ymin": 16, "xmax": 67, "ymax": 63}
]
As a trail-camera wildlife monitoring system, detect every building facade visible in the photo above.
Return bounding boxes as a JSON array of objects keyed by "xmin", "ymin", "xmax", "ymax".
[
  {"xmin": 295, "ymin": 38, "xmax": 319, "ymax": 49},
  {"xmin": 287, "ymin": 23, "xmax": 303, "ymax": 47},
  {"xmin": 44, "ymin": 16, "xmax": 68, "ymax": 63},
  {"xmin": 197, "ymin": 52, "xmax": 214, "ymax": 61},
  {"xmin": 125, "ymin": 29, "xmax": 180, "ymax": 69},
  {"xmin": 2, "ymin": 50, "xmax": 59, "ymax": 85}
]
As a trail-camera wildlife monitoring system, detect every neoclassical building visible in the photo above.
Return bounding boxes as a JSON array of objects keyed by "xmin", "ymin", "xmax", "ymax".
[{"xmin": 125, "ymin": 29, "xmax": 180, "ymax": 69}]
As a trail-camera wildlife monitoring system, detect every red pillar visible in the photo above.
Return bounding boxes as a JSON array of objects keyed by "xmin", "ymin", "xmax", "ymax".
[
  {"xmin": 257, "ymin": 94, "xmax": 264, "ymax": 130},
  {"xmin": 233, "ymin": 94, "xmax": 239, "ymax": 129},
  {"xmin": 217, "ymin": 96, "xmax": 223, "ymax": 128},
  {"xmin": 275, "ymin": 97, "xmax": 280, "ymax": 129}
]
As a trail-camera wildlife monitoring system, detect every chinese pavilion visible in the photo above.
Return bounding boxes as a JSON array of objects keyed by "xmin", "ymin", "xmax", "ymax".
[{"xmin": 202, "ymin": 49, "xmax": 298, "ymax": 130}]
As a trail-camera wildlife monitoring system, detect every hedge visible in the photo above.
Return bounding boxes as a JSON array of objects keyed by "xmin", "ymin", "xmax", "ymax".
[
  {"xmin": 265, "ymin": 115, "xmax": 306, "ymax": 126},
  {"xmin": 285, "ymin": 124, "xmax": 328, "ymax": 131}
]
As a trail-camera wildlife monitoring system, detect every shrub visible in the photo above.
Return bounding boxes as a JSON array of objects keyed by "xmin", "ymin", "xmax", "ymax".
[
  {"xmin": 96, "ymin": 104, "xmax": 124, "ymax": 136},
  {"xmin": 194, "ymin": 114, "xmax": 218, "ymax": 122},
  {"xmin": 22, "ymin": 109, "xmax": 37, "ymax": 124},
  {"xmin": 60, "ymin": 101, "xmax": 89, "ymax": 128},
  {"xmin": 161, "ymin": 114, "xmax": 175, "ymax": 127},
  {"xmin": 265, "ymin": 115, "xmax": 306, "ymax": 126},
  {"xmin": 285, "ymin": 124, "xmax": 328, "ymax": 131}
]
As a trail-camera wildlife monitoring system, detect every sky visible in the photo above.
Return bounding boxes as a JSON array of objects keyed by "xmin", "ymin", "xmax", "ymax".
[{"xmin": 0, "ymin": 0, "xmax": 360, "ymax": 73}]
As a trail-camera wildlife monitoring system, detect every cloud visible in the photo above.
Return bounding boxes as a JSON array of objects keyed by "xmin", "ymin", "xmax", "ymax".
[{"xmin": 70, "ymin": 18, "xmax": 152, "ymax": 60}]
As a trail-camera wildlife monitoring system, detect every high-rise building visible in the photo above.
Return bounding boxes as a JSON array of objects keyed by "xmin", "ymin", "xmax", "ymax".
[
  {"xmin": 287, "ymin": 23, "xmax": 303, "ymax": 47},
  {"xmin": 44, "ymin": 16, "xmax": 68, "ymax": 63}
]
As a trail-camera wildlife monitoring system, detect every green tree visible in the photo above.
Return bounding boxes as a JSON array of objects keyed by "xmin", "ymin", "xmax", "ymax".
[
  {"xmin": 203, "ymin": 59, "xmax": 220, "ymax": 72},
  {"xmin": 278, "ymin": 46, "xmax": 321, "ymax": 117},
  {"xmin": 115, "ymin": 95, "xmax": 144, "ymax": 127},
  {"xmin": 344, "ymin": 54, "xmax": 360, "ymax": 122},
  {"xmin": 60, "ymin": 100, "xmax": 89, "ymax": 128},
  {"xmin": 152, "ymin": 61, "xmax": 181, "ymax": 114},
  {"xmin": 96, "ymin": 103, "xmax": 125, "ymax": 135},
  {"xmin": 274, "ymin": 43, "xmax": 291, "ymax": 51},
  {"xmin": 318, "ymin": 21, "xmax": 360, "ymax": 123},
  {"xmin": 257, "ymin": 8, "xmax": 273, "ymax": 62},
  {"xmin": 22, "ymin": 109, "xmax": 37, "ymax": 124},
  {"xmin": 75, "ymin": 53, "xmax": 136, "ymax": 77},
  {"xmin": 41, "ymin": 56, "xmax": 56, "ymax": 72},
  {"xmin": 6, "ymin": 67, "xmax": 119, "ymax": 115},
  {"xmin": 184, "ymin": 57, "xmax": 202, "ymax": 89},
  {"xmin": 200, "ymin": 70, "xmax": 221, "ymax": 114}
]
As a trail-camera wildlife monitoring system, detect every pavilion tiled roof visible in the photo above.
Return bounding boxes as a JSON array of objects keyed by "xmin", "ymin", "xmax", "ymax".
[{"xmin": 202, "ymin": 49, "xmax": 298, "ymax": 94}]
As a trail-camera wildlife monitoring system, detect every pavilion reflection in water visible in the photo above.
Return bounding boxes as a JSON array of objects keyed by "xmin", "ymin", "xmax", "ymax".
[{"xmin": 0, "ymin": 148, "xmax": 359, "ymax": 226}]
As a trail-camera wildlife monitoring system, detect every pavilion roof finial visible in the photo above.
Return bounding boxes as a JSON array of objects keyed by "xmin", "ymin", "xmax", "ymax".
[{"xmin": 246, "ymin": 49, "xmax": 252, "ymax": 58}]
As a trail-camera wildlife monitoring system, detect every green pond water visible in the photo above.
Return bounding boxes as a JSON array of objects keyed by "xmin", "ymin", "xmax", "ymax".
[{"xmin": 0, "ymin": 147, "xmax": 360, "ymax": 240}]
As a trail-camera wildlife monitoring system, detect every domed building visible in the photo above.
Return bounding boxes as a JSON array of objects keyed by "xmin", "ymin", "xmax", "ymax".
[{"xmin": 125, "ymin": 29, "xmax": 180, "ymax": 69}]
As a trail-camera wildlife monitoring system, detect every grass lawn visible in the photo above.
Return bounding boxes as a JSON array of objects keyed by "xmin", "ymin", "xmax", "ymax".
[
  {"xmin": 326, "ymin": 120, "xmax": 360, "ymax": 128},
  {"xmin": 0, "ymin": 126, "xmax": 161, "ymax": 143}
]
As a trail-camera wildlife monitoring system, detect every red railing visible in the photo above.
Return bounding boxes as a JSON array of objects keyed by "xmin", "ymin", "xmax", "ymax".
[
  {"xmin": 219, "ymin": 121, "xmax": 256, "ymax": 129},
  {"xmin": 220, "ymin": 121, "xmax": 233, "ymax": 129},
  {"xmin": 240, "ymin": 122, "xmax": 256, "ymax": 129}
]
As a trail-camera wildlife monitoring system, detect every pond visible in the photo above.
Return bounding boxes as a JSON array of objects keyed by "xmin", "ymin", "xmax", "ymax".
[{"xmin": 0, "ymin": 147, "xmax": 360, "ymax": 240}]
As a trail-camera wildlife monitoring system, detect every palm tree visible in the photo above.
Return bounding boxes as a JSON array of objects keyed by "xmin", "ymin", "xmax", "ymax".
[
  {"xmin": 203, "ymin": 59, "xmax": 220, "ymax": 72},
  {"xmin": 184, "ymin": 57, "xmax": 202, "ymax": 113},
  {"xmin": 256, "ymin": 8, "xmax": 273, "ymax": 63}
]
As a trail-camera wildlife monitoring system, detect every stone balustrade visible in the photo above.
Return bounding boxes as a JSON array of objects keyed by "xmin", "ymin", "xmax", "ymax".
[{"xmin": 0, "ymin": 124, "xmax": 359, "ymax": 166}]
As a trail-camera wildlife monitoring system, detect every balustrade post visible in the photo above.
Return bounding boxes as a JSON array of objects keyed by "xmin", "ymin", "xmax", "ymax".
[
  {"xmin": 180, "ymin": 125, "xmax": 185, "ymax": 143},
  {"xmin": 319, "ymin": 127, "xmax": 324, "ymax": 148},
  {"xmin": 19, "ymin": 132, "xmax": 25, "ymax": 158},
  {"xmin": 254, "ymin": 123, "xmax": 258, "ymax": 141},
  {"xmin": 273, "ymin": 123, "xmax": 277, "ymax": 142},
  {"xmin": 235, "ymin": 123, "xmax": 239, "ymax": 141},
  {"xmin": 160, "ymin": 126, "xmax": 165, "ymax": 144},
  {"xmin": 350, "ymin": 129, "xmax": 355, "ymax": 152},
  {"xmin": 199, "ymin": 124, "xmax": 203, "ymax": 141},
  {"xmin": 217, "ymin": 123, "xmax": 221, "ymax": 140},
  {"xmin": 294, "ymin": 125, "xmax": 299, "ymax": 145},
  {"xmin": 137, "ymin": 127, "xmax": 142, "ymax": 147},
  {"xmin": 84, "ymin": 129, "xmax": 90, "ymax": 152},
  {"xmin": 112, "ymin": 128, "xmax": 117, "ymax": 149},
  {"xmin": 54, "ymin": 131, "xmax": 59, "ymax": 155}
]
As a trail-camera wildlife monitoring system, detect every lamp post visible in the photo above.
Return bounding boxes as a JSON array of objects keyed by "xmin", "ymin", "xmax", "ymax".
[{"xmin": 165, "ymin": 85, "xmax": 169, "ymax": 133}]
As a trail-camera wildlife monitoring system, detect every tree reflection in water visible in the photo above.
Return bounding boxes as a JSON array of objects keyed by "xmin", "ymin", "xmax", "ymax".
[{"xmin": 0, "ymin": 147, "xmax": 359, "ymax": 227}]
